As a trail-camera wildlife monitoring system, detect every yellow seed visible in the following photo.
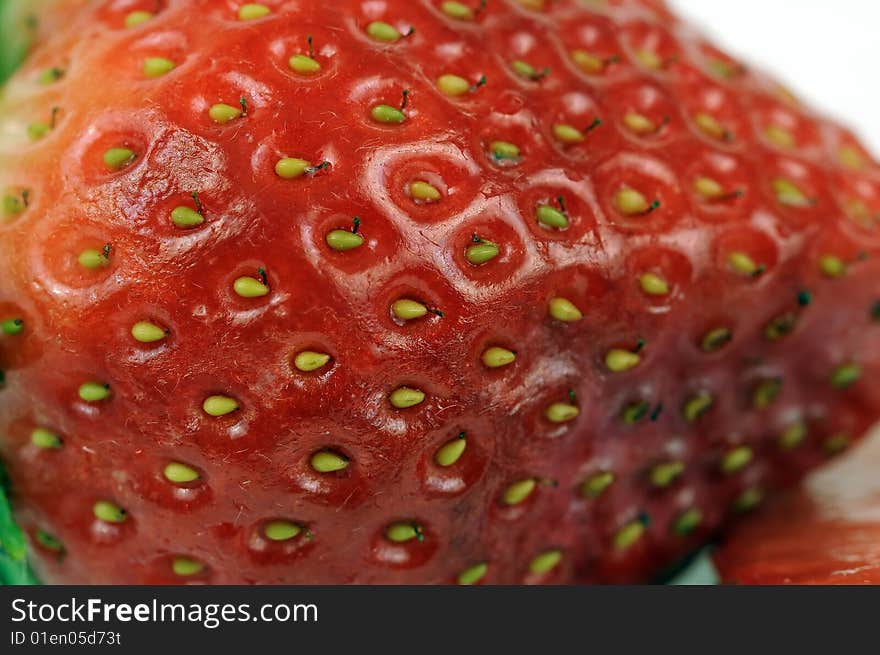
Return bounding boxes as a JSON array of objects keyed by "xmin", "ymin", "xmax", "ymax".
[
  {"xmin": 466, "ymin": 241, "xmax": 499, "ymax": 264},
  {"xmin": 437, "ymin": 74, "xmax": 470, "ymax": 97},
  {"xmin": 264, "ymin": 520, "xmax": 302, "ymax": 541},
  {"xmin": 233, "ymin": 276, "xmax": 270, "ymax": 298},
  {"xmin": 605, "ymin": 349, "xmax": 641, "ymax": 372},
  {"xmin": 673, "ymin": 508, "xmax": 703, "ymax": 536},
  {"xmin": 386, "ymin": 522, "xmax": 421, "ymax": 543},
  {"xmin": 682, "ymin": 392, "xmax": 713, "ymax": 422},
  {"xmin": 371, "ymin": 105, "xmax": 406, "ymax": 124},
  {"xmin": 172, "ymin": 557, "xmax": 204, "ymax": 576},
  {"xmin": 720, "ymin": 446, "xmax": 753, "ymax": 474},
  {"xmin": 103, "ymin": 147, "xmax": 136, "ymax": 171},
  {"xmin": 571, "ymin": 49, "xmax": 604, "ymax": 74},
  {"xmin": 79, "ymin": 382, "xmax": 110, "ymax": 402},
  {"xmin": 700, "ymin": 327, "xmax": 732, "ymax": 352},
  {"xmin": 131, "ymin": 321, "xmax": 167, "ymax": 343},
  {"xmin": 125, "ymin": 10, "xmax": 153, "ymax": 28},
  {"xmin": 639, "ymin": 273, "xmax": 669, "ymax": 296},
  {"xmin": 650, "ymin": 461, "xmax": 684, "ymax": 488},
  {"xmin": 694, "ymin": 176, "xmax": 725, "ymax": 200},
  {"xmin": 733, "ymin": 487, "xmax": 763, "ymax": 513},
  {"xmin": 171, "ymin": 206, "xmax": 204, "ymax": 228},
  {"xmin": 275, "ymin": 158, "xmax": 311, "ymax": 179},
  {"xmin": 779, "ymin": 421, "xmax": 807, "ymax": 450},
  {"xmin": 824, "ymin": 434, "xmax": 850, "ymax": 455},
  {"xmin": 31, "ymin": 427, "xmax": 62, "ymax": 449},
  {"xmin": 202, "ymin": 395, "xmax": 239, "ymax": 417},
  {"xmin": 392, "ymin": 299, "xmax": 428, "ymax": 321},
  {"xmin": 457, "ymin": 562, "xmax": 488, "ymax": 586},
  {"xmin": 581, "ymin": 471, "xmax": 615, "ymax": 498},
  {"xmin": 511, "ymin": 60, "xmax": 538, "ymax": 79},
  {"xmin": 238, "ymin": 3, "xmax": 271, "ymax": 20},
  {"xmin": 623, "ymin": 112, "xmax": 657, "ymax": 135},
  {"xmin": 143, "ymin": 57, "xmax": 175, "ymax": 78},
  {"xmin": 209, "ymin": 103, "xmax": 242, "ymax": 124},
  {"xmin": 490, "ymin": 141, "xmax": 520, "ymax": 161},
  {"xmin": 544, "ymin": 402, "xmax": 579, "ymax": 424},
  {"xmin": 288, "ymin": 54, "xmax": 321, "ymax": 74},
  {"xmin": 819, "ymin": 255, "xmax": 846, "ymax": 278},
  {"xmin": 753, "ymin": 378, "xmax": 782, "ymax": 409},
  {"xmin": 481, "ymin": 346, "xmax": 516, "ymax": 368},
  {"xmin": 441, "ymin": 1, "xmax": 475, "ymax": 20},
  {"xmin": 366, "ymin": 21, "xmax": 402, "ymax": 43},
  {"xmin": 694, "ymin": 113, "xmax": 727, "ymax": 141},
  {"xmin": 503, "ymin": 478, "xmax": 536, "ymax": 506},
  {"xmin": 78, "ymin": 249, "xmax": 108, "ymax": 269},
  {"xmin": 535, "ymin": 204, "xmax": 568, "ymax": 229},
  {"xmin": 634, "ymin": 49, "xmax": 662, "ymax": 70},
  {"xmin": 613, "ymin": 520, "xmax": 646, "ymax": 550},
  {"xmin": 326, "ymin": 229, "xmax": 364, "ymax": 251},
  {"xmin": 294, "ymin": 351, "xmax": 331, "ymax": 372},
  {"xmin": 773, "ymin": 178, "xmax": 811, "ymax": 207},
  {"xmin": 614, "ymin": 188, "xmax": 651, "ymax": 215},
  {"xmin": 529, "ymin": 550, "xmax": 562, "ymax": 574},
  {"xmin": 830, "ymin": 363, "xmax": 861, "ymax": 389},
  {"xmin": 839, "ymin": 145, "xmax": 865, "ymax": 170},
  {"xmin": 390, "ymin": 387, "xmax": 425, "ymax": 409},
  {"xmin": 435, "ymin": 435, "xmax": 467, "ymax": 467},
  {"xmin": 409, "ymin": 181, "xmax": 442, "ymax": 202},
  {"xmin": 728, "ymin": 251, "xmax": 759, "ymax": 276},
  {"xmin": 27, "ymin": 122, "xmax": 50, "ymax": 140},
  {"xmin": 93, "ymin": 500, "xmax": 126, "ymax": 523},
  {"xmin": 765, "ymin": 125, "xmax": 795, "ymax": 148},
  {"xmin": 552, "ymin": 123, "xmax": 584, "ymax": 144},
  {"xmin": 310, "ymin": 450, "xmax": 349, "ymax": 473},
  {"xmin": 164, "ymin": 462, "xmax": 200, "ymax": 484},
  {"xmin": 548, "ymin": 297, "xmax": 582, "ymax": 322}
]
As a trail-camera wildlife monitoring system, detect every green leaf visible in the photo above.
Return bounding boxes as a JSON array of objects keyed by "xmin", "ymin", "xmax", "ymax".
[
  {"xmin": 0, "ymin": 0, "xmax": 40, "ymax": 86},
  {"xmin": 0, "ymin": 461, "xmax": 38, "ymax": 584}
]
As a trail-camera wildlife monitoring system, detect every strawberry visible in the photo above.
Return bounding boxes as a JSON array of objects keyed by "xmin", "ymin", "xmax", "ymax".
[
  {"xmin": 1, "ymin": 0, "xmax": 879, "ymax": 585},
  {"xmin": 713, "ymin": 432, "xmax": 880, "ymax": 585}
]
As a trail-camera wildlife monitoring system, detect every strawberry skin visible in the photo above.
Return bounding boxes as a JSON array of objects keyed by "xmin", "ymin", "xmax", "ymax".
[
  {"xmin": 0, "ymin": 0, "xmax": 879, "ymax": 584},
  {"xmin": 714, "ymin": 433, "xmax": 880, "ymax": 585}
]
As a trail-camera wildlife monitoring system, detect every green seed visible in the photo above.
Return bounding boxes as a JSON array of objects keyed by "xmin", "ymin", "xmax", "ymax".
[
  {"xmin": 773, "ymin": 178, "xmax": 810, "ymax": 207},
  {"xmin": 202, "ymin": 395, "xmax": 239, "ymax": 417},
  {"xmin": 765, "ymin": 124, "xmax": 795, "ymax": 149},
  {"xmin": 720, "ymin": 446, "xmax": 753, "ymax": 474},
  {"xmin": 143, "ymin": 57, "xmax": 175, "ymax": 78},
  {"xmin": 700, "ymin": 327, "xmax": 732, "ymax": 352},
  {"xmin": 78, "ymin": 248, "xmax": 109, "ymax": 269},
  {"xmin": 171, "ymin": 206, "xmax": 204, "ymax": 228},
  {"xmin": 831, "ymin": 363, "xmax": 861, "ymax": 389},
  {"xmin": 27, "ymin": 122, "xmax": 50, "ymax": 140},
  {"xmin": 650, "ymin": 461, "xmax": 684, "ymax": 488},
  {"xmin": 682, "ymin": 392, "xmax": 713, "ymax": 422},
  {"xmin": 544, "ymin": 402, "xmax": 579, "ymax": 424},
  {"xmin": 621, "ymin": 401, "xmax": 649, "ymax": 424},
  {"xmin": 728, "ymin": 251, "xmax": 760, "ymax": 276},
  {"xmin": 639, "ymin": 273, "xmax": 669, "ymax": 296},
  {"xmin": 457, "ymin": 562, "xmax": 488, "ymax": 586},
  {"xmin": 103, "ymin": 147, "xmax": 136, "ymax": 171},
  {"xmin": 93, "ymin": 500, "xmax": 127, "ymax": 523},
  {"xmin": 624, "ymin": 112, "xmax": 658, "ymax": 135},
  {"xmin": 824, "ymin": 433, "xmax": 850, "ymax": 455},
  {"xmin": 764, "ymin": 313, "xmax": 797, "ymax": 341},
  {"xmin": 819, "ymin": 255, "xmax": 847, "ymax": 278},
  {"xmin": 238, "ymin": 3, "xmax": 271, "ymax": 20},
  {"xmin": 310, "ymin": 450, "xmax": 349, "ymax": 473},
  {"xmin": 172, "ymin": 557, "xmax": 204, "ymax": 576},
  {"xmin": 293, "ymin": 351, "xmax": 331, "ymax": 372},
  {"xmin": 441, "ymin": 1, "xmax": 476, "ymax": 20},
  {"xmin": 1, "ymin": 318, "xmax": 23, "ymax": 335},
  {"xmin": 605, "ymin": 349, "xmax": 641, "ymax": 373},
  {"xmin": 535, "ymin": 204, "xmax": 568, "ymax": 229},
  {"xmin": 779, "ymin": 421, "xmax": 807, "ymax": 450},
  {"xmin": 481, "ymin": 346, "xmax": 516, "ymax": 368},
  {"xmin": 386, "ymin": 522, "xmax": 422, "ymax": 543},
  {"xmin": 581, "ymin": 471, "xmax": 615, "ymax": 498},
  {"xmin": 511, "ymin": 60, "xmax": 537, "ymax": 78},
  {"xmin": 673, "ymin": 508, "xmax": 702, "ymax": 536},
  {"xmin": 35, "ymin": 530, "xmax": 64, "ymax": 552},
  {"xmin": 371, "ymin": 104, "xmax": 406, "ymax": 124},
  {"xmin": 326, "ymin": 229, "xmax": 364, "ymax": 251},
  {"xmin": 614, "ymin": 188, "xmax": 651, "ymax": 215},
  {"xmin": 529, "ymin": 550, "xmax": 562, "ymax": 574},
  {"xmin": 209, "ymin": 103, "xmax": 243, "ymax": 124},
  {"xmin": 275, "ymin": 157, "xmax": 312, "ymax": 179},
  {"xmin": 437, "ymin": 74, "xmax": 471, "ymax": 96},
  {"xmin": 435, "ymin": 434, "xmax": 467, "ymax": 467},
  {"xmin": 366, "ymin": 21, "xmax": 402, "ymax": 42},
  {"xmin": 733, "ymin": 487, "xmax": 763, "ymax": 513},
  {"xmin": 548, "ymin": 297, "xmax": 582, "ymax": 322},
  {"xmin": 490, "ymin": 141, "xmax": 520, "ymax": 161},
  {"xmin": 753, "ymin": 378, "xmax": 782, "ymax": 409},
  {"xmin": 389, "ymin": 387, "xmax": 425, "ymax": 409},
  {"xmin": 164, "ymin": 462, "xmax": 200, "ymax": 484},
  {"xmin": 409, "ymin": 181, "xmax": 442, "ymax": 202},
  {"xmin": 466, "ymin": 241, "xmax": 499, "ymax": 264},
  {"xmin": 233, "ymin": 276, "xmax": 270, "ymax": 298},
  {"xmin": 79, "ymin": 382, "xmax": 110, "ymax": 402},
  {"xmin": 392, "ymin": 299, "xmax": 428, "ymax": 321},
  {"xmin": 613, "ymin": 520, "xmax": 646, "ymax": 550},
  {"xmin": 131, "ymin": 321, "xmax": 167, "ymax": 343},
  {"xmin": 288, "ymin": 54, "xmax": 321, "ymax": 74},
  {"xmin": 31, "ymin": 427, "xmax": 62, "ymax": 449},
  {"xmin": 264, "ymin": 520, "xmax": 302, "ymax": 542},
  {"xmin": 503, "ymin": 478, "xmax": 536, "ymax": 506},
  {"xmin": 553, "ymin": 124, "xmax": 584, "ymax": 144},
  {"xmin": 125, "ymin": 10, "xmax": 153, "ymax": 27},
  {"xmin": 38, "ymin": 67, "xmax": 64, "ymax": 85}
]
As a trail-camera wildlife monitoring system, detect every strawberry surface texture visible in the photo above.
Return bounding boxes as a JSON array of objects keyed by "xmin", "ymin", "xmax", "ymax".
[{"xmin": 1, "ymin": 0, "xmax": 879, "ymax": 585}]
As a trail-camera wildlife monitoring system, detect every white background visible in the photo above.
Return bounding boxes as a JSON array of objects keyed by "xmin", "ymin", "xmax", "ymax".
[{"xmin": 673, "ymin": 0, "xmax": 880, "ymax": 155}]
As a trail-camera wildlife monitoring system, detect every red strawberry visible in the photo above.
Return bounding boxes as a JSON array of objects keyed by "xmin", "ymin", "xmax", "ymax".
[
  {"xmin": 1, "ymin": 0, "xmax": 879, "ymax": 585},
  {"xmin": 714, "ymin": 432, "xmax": 880, "ymax": 585}
]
